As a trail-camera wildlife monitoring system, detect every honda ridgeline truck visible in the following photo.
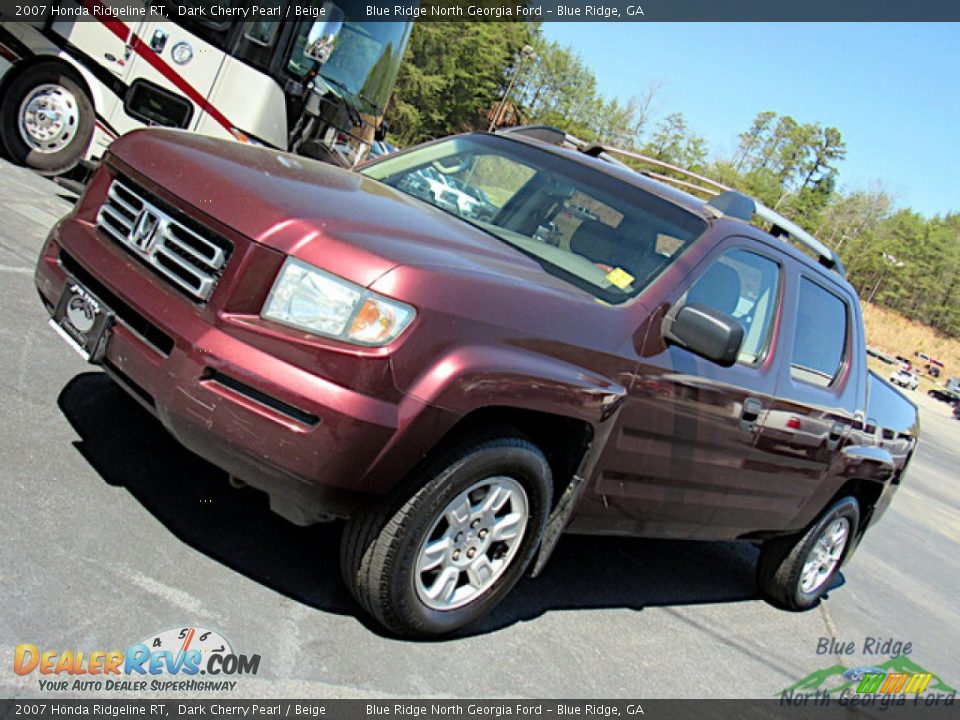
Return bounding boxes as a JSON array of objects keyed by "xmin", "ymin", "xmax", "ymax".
[{"xmin": 35, "ymin": 126, "xmax": 918, "ymax": 636}]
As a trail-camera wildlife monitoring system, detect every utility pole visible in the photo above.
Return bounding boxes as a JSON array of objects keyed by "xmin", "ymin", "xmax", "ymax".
[{"xmin": 489, "ymin": 45, "xmax": 536, "ymax": 132}]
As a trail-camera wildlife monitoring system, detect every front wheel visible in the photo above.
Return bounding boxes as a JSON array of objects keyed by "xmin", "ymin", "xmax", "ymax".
[
  {"xmin": 0, "ymin": 63, "xmax": 95, "ymax": 175},
  {"xmin": 756, "ymin": 497, "xmax": 859, "ymax": 611},
  {"xmin": 341, "ymin": 434, "xmax": 552, "ymax": 637}
]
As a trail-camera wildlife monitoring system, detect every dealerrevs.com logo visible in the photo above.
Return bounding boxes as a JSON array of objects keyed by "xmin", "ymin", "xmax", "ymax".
[{"xmin": 14, "ymin": 626, "xmax": 261, "ymax": 693}]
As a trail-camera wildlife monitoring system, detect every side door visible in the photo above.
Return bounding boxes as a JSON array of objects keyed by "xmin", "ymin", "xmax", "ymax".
[
  {"xmin": 106, "ymin": 13, "xmax": 235, "ymax": 138},
  {"xmin": 580, "ymin": 240, "xmax": 785, "ymax": 539},
  {"xmin": 198, "ymin": 20, "xmax": 290, "ymax": 148},
  {"xmin": 744, "ymin": 271, "xmax": 862, "ymax": 534}
]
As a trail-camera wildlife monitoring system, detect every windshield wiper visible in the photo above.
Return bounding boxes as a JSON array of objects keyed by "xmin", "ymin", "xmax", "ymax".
[
  {"xmin": 319, "ymin": 75, "xmax": 379, "ymax": 115},
  {"xmin": 313, "ymin": 75, "xmax": 364, "ymax": 125}
]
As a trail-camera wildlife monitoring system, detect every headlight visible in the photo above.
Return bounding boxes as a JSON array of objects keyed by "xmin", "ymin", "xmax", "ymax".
[{"xmin": 262, "ymin": 258, "xmax": 415, "ymax": 346}]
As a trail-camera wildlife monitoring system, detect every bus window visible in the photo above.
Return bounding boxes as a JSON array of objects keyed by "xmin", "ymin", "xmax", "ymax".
[
  {"xmin": 286, "ymin": 16, "xmax": 410, "ymax": 115},
  {"xmin": 166, "ymin": 0, "xmax": 240, "ymax": 50},
  {"xmin": 236, "ymin": 21, "xmax": 281, "ymax": 70}
]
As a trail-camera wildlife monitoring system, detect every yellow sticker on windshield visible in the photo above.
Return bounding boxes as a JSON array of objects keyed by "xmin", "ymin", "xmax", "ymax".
[{"xmin": 606, "ymin": 267, "xmax": 635, "ymax": 289}]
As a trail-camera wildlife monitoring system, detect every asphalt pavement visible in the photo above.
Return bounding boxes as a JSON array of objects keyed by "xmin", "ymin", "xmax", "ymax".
[{"xmin": 1, "ymin": 157, "xmax": 957, "ymax": 699}]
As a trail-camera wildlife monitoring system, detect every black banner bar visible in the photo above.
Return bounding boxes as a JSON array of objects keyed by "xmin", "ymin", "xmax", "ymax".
[
  {"xmin": 0, "ymin": 699, "xmax": 958, "ymax": 719},
  {"xmin": 1, "ymin": 0, "xmax": 960, "ymax": 23}
]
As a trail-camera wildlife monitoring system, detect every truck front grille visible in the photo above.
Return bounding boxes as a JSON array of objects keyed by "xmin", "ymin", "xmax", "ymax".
[{"xmin": 96, "ymin": 178, "xmax": 231, "ymax": 302}]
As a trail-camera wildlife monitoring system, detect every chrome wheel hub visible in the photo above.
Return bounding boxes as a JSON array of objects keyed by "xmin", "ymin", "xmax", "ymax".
[
  {"xmin": 800, "ymin": 517, "xmax": 849, "ymax": 594},
  {"xmin": 19, "ymin": 84, "xmax": 79, "ymax": 154},
  {"xmin": 415, "ymin": 476, "xmax": 529, "ymax": 611}
]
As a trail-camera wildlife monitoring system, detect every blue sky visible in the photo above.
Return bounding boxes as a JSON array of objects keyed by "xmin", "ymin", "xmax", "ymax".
[{"xmin": 543, "ymin": 23, "xmax": 959, "ymax": 218}]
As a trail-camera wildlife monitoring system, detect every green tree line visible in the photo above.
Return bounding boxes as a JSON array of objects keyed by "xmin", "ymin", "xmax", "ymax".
[{"xmin": 384, "ymin": 23, "xmax": 960, "ymax": 338}]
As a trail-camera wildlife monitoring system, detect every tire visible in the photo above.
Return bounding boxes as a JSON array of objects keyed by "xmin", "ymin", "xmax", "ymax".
[
  {"xmin": 341, "ymin": 433, "xmax": 552, "ymax": 637},
  {"xmin": 0, "ymin": 63, "xmax": 95, "ymax": 176},
  {"xmin": 757, "ymin": 497, "xmax": 859, "ymax": 611}
]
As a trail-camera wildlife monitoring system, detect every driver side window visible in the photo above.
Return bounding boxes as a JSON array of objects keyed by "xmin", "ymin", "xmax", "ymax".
[{"xmin": 683, "ymin": 248, "xmax": 781, "ymax": 365}]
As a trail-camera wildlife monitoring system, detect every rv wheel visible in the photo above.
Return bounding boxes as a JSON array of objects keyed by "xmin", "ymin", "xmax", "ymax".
[{"xmin": 0, "ymin": 63, "xmax": 95, "ymax": 176}]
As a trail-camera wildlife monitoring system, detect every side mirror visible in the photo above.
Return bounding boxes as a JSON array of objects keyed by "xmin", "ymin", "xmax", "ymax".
[
  {"xmin": 304, "ymin": 4, "xmax": 345, "ymax": 64},
  {"xmin": 661, "ymin": 303, "xmax": 744, "ymax": 367},
  {"xmin": 375, "ymin": 120, "xmax": 390, "ymax": 142}
]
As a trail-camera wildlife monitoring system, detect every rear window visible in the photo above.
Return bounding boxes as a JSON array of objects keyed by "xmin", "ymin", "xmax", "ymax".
[
  {"xmin": 362, "ymin": 135, "xmax": 708, "ymax": 304},
  {"xmin": 791, "ymin": 278, "xmax": 848, "ymax": 387}
]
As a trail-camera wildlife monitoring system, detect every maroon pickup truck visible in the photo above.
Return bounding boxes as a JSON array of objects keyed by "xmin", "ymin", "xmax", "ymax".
[{"xmin": 35, "ymin": 127, "xmax": 918, "ymax": 637}]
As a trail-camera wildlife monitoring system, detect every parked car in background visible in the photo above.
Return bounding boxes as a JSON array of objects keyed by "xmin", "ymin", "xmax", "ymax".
[
  {"xmin": 890, "ymin": 369, "xmax": 920, "ymax": 390},
  {"xmin": 35, "ymin": 127, "xmax": 918, "ymax": 636},
  {"xmin": 452, "ymin": 180, "xmax": 498, "ymax": 221},
  {"xmin": 915, "ymin": 352, "xmax": 944, "ymax": 378},
  {"xmin": 404, "ymin": 166, "xmax": 454, "ymax": 205},
  {"xmin": 440, "ymin": 177, "xmax": 483, "ymax": 216},
  {"xmin": 401, "ymin": 168, "xmax": 497, "ymax": 221},
  {"xmin": 925, "ymin": 358, "xmax": 944, "ymax": 378},
  {"xmin": 927, "ymin": 388, "xmax": 960, "ymax": 405},
  {"xmin": 396, "ymin": 170, "xmax": 431, "ymax": 199}
]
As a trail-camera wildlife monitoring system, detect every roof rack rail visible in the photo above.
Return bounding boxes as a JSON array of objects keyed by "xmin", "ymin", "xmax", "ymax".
[
  {"xmin": 708, "ymin": 191, "xmax": 846, "ymax": 277},
  {"xmin": 497, "ymin": 125, "xmax": 570, "ymax": 146},
  {"xmin": 497, "ymin": 125, "xmax": 846, "ymax": 278}
]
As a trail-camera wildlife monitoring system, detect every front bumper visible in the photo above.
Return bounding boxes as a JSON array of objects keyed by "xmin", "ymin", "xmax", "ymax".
[{"xmin": 36, "ymin": 217, "xmax": 425, "ymax": 524}]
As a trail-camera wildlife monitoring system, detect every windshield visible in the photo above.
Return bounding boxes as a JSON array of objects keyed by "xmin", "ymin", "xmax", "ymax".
[
  {"xmin": 362, "ymin": 135, "xmax": 708, "ymax": 304},
  {"xmin": 287, "ymin": 11, "xmax": 412, "ymax": 114}
]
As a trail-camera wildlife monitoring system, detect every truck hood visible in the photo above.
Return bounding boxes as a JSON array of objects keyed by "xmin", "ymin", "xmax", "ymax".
[{"xmin": 107, "ymin": 130, "xmax": 568, "ymax": 292}]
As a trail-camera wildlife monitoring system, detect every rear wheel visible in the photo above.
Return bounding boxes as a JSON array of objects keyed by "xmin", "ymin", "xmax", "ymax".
[
  {"xmin": 0, "ymin": 63, "xmax": 94, "ymax": 176},
  {"xmin": 341, "ymin": 434, "xmax": 552, "ymax": 637},
  {"xmin": 757, "ymin": 497, "xmax": 859, "ymax": 611}
]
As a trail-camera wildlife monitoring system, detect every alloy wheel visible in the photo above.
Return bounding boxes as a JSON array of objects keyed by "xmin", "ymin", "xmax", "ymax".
[
  {"xmin": 799, "ymin": 517, "xmax": 850, "ymax": 594},
  {"xmin": 415, "ymin": 476, "xmax": 529, "ymax": 611}
]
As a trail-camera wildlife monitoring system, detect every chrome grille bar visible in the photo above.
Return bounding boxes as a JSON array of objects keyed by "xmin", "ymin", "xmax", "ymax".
[{"xmin": 95, "ymin": 179, "xmax": 231, "ymax": 302}]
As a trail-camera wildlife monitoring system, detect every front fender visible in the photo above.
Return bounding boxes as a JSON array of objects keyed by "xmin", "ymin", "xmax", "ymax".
[
  {"xmin": 400, "ymin": 343, "xmax": 628, "ymax": 423},
  {"xmin": 353, "ymin": 345, "xmax": 627, "ymax": 499}
]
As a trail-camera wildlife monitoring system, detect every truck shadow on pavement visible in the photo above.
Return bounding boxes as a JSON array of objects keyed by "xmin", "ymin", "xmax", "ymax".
[{"xmin": 59, "ymin": 371, "xmax": 791, "ymax": 639}]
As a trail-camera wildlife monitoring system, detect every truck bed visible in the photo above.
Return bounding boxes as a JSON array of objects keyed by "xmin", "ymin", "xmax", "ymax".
[{"xmin": 867, "ymin": 370, "xmax": 919, "ymax": 438}]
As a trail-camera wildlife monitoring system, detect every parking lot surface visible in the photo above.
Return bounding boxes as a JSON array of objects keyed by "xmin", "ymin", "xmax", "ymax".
[{"xmin": 1, "ymin": 158, "xmax": 957, "ymax": 698}]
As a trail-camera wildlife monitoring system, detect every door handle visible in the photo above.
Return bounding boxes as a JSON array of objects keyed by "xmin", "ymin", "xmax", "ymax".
[
  {"xmin": 740, "ymin": 398, "xmax": 763, "ymax": 432},
  {"xmin": 150, "ymin": 29, "xmax": 169, "ymax": 54}
]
